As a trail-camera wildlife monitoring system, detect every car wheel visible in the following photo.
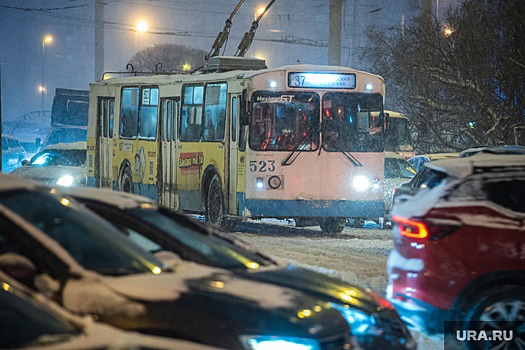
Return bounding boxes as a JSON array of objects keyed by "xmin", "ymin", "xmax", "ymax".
[
  {"xmin": 119, "ymin": 166, "xmax": 134, "ymax": 193},
  {"xmin": 319, "ymin": 218, "xmax": 346, "ymax": 233},
  {"xmin": 205, "ymin": 174, "xmax": 227, "ymax": 230},
  {"xmin": 462, "ymin": 286, "xmax": 525, "ymax": 349}
]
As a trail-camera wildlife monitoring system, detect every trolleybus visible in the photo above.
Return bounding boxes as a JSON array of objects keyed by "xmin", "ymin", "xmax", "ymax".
[{"xmin": 87, "ymin": 56, "xmax": 386, "ymax": 232}]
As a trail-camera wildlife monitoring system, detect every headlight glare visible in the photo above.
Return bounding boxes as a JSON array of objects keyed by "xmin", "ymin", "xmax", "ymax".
[
  {"xmin": 352, "ymin": 175, "xmax": 370, "ymax": 192},
  {"xmin": 330, "ymin": 303, "xmax": 376, "ymax": 335},
  {"xmin": 57, "ymin": 174, "xmax": 74, "ymax": 187},
  {"xmin": 239, "ymin": 335, "xmax": 320, "ymax": 350}
]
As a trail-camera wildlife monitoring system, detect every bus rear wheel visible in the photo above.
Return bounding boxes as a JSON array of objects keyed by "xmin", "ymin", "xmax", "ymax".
[
  {"xmin": 205, "ymin": 175, "xmax": 227, "ymax": 230},
  {"xmin": 319, "ymin": 218, "xmax": 346, "ymax": 233},
  {"xmin": 119, "ymin": 166, "xmax": 134, "ymax": 193}
]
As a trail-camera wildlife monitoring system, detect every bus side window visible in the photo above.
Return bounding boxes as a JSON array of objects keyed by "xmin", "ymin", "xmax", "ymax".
[{"xmin": 120, "ymin": 87, "xmax": 139, "ymax": 138}]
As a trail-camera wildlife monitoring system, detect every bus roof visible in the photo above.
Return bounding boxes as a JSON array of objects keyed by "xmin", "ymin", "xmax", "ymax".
[{"xmin": 94, "ymin": 59, "xmax": 384, "ymax": 87}]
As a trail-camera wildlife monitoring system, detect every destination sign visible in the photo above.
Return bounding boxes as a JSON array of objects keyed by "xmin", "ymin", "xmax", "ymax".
[{"xmin": 288, "ymin": 72, "xmax": 356, "ymax": 89}]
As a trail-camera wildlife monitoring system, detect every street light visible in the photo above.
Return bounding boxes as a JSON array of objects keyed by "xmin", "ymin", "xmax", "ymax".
[
  {"xmin": 41, "ymin": 34, "xmax": 53, "ymax": 114},
  {"xmin": 252, "ymin": 6, "xmax": 265, "ymax": 56},
  {"xmin": 134, "ymin": 20, "xmax": 148, "ymax": 53}
]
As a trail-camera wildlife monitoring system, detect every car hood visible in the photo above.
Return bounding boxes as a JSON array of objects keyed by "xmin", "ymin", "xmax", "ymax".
[
  {"xmin": 10, "ymin": 165, "xmax": 86, "ymax": 186},
  {"xmin": 243, "ymin": 264, "xmax": 393, "ymax": 313},
  {"xmin": 62, "ymin": 261, "xmax": 348, "ymax": 338}
]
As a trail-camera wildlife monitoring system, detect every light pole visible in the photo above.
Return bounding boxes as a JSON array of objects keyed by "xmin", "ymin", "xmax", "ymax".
[{"xmin": 41, "ymin": 35, "xmax": 53, "ymax": 114}]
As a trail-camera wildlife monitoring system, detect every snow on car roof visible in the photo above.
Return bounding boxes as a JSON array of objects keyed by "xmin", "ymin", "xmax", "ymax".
[
  {"xmin": 60, "ymin": 187, "xmax": 156, "ymax": 209},
  {"xmin": 425, "ymin": 153, "xmax": 525, "ymax": 179},
  {"xmin": 0, "ymin": 173, "xmax": 49, "ymax": 191},
  {"xmin": 43, "ymin": 141, "xmax": 87, "ymax": 151}
]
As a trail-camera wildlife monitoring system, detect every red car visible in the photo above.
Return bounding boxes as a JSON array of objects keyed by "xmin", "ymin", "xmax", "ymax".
[{"xmin": 387, "ymin": 153, "xmax": 525, "ymax": 345}]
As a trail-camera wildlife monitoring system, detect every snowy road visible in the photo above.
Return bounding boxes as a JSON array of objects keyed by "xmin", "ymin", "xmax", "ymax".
[{"xmin": 230, "ymin": 219, "xmax": 443, "ymax": 350}]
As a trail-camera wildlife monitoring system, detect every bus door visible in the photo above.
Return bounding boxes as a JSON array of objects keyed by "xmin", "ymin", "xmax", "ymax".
[
  {"xmin": 159, "ymin": 98, "xmax": 179, "ymax": 209},
  {"xmin": 97, "ymin": 98, "xmax": 114, "ymax": 188},
  {"xmin": 227, "ymin": 94, "xmax": 241, "ymax": 213}
]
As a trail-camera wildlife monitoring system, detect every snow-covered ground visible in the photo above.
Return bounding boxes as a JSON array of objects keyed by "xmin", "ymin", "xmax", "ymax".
[{"xmin": 229, "ymin": 218, "xmax": 444, "ymax": 350}]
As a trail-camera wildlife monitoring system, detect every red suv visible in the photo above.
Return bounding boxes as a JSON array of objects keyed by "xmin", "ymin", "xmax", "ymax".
[{"xmin": 387, "ymin": 154, "xmax": 525, "ymax": 343}]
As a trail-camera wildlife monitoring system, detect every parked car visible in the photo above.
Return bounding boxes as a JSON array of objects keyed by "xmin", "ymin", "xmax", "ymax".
[
  {"xmin": 2, "ymin": 134, "xmax": 26, "ymax": 173},
  {"xmin": 387, "ymin": 154, "xmax": 525, "ymax": 348},
  {"xmin": 10, "ymin": 141, "xmax": 87, "ymax": 187},
  {"xmin": 0, "ymin": 270, "xmax": 219, "ymax": 350},
  {"xmin": 407, "ymin": 153, "xmax": 458, "ymax": 172},
  {"xmin": 458, "ymin": 144, "xmax": 525, "ymax": 158},
  {"xmin": 61, "ymin": 186, "xmax": 417, "ymax": 350},
  {"xmin": 383, "ymin": 152, "xmax": 417, "ymax": 221},
  {"xmin": 390, "ymin": 163, "xmax": 448, "ymax": 210},
  {"xmin": 0, "ymin": 173, "xmax": 353, "ymax": 350}
]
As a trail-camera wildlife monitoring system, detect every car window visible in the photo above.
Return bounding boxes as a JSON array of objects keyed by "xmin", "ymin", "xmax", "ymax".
[
  {"xmin": 128, "ymin": 207, "xmax": 273, "ymax": 269},
  {"xmin": 385, "ymin": 158, "xmax": 417, "ymax": 178},
  {"xmin": 411, "ymin": 167, "xmax": 447, "ymax": 189},
  {"xmin": 0, "ymin": 288, "xmax": 77, "ymax": 348},
  {"xmin": 484, "ymin": 179, "xmax": 525, "ymax": 213},
  {"xmin": 30, "ymin": 150, "xmax": 86, "ymax": 167},
  {"xmin": 451, "ymin": 169, "xmax": 525, "ymax": 213},
  {"xmin": 0, "ymin": 189, "xmax": 164, "ymax": 275}
]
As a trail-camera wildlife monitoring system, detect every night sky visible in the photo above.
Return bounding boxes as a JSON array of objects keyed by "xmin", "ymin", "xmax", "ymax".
[{"xmin": 1, "ymin": 0, "xmax": 453, "ymax": 139}]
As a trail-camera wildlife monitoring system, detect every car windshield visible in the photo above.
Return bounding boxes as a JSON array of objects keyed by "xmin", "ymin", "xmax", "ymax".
[
  {"xmin": 44, "ymin": 128, "xmax": 87, "ymax": 147},
  {"xmin": 128, "ymin": 207, "xmax": 274, "ymax": 270},
  {"xmin": 0, "ymin": 288, "xmax": 77, "ymax": 349},
  {"xmin": 385, "ymin": 158, "xmax": 417, "ymax": 178},
  {"xmin": 29, "ymin": 150, "xmax": 86, "ymax": 167},
  {"xmin": 0, "ymin": 189, "xmax": 164, "ymax": 275}
]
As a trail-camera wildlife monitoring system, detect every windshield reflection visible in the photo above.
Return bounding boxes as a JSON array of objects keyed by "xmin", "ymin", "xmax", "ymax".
[
  {"xmin": 322, "ymin": 93, "xmax": 384, "ymax": 152},
  {"xmin": 0, "ymin": 190, "xmax": 164, "ymax": 275}
]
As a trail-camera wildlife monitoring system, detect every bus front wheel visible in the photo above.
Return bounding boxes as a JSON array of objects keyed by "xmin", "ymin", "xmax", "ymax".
[
  {"xmin": 319, "ymin": 218, "xmax": 346, "ymax": 233},
  {"xmin": 119, "ymin": 166, "xmax": 134, "ymax": 193},
  {"xmin": 205, "ymin": 175, "xmax": 226, "ymax": 230}
]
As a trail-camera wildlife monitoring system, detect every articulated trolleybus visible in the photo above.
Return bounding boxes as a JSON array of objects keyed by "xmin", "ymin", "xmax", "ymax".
[{"xmin": 87, "ymin": 57, "xmax": 385, "ymax": 232}]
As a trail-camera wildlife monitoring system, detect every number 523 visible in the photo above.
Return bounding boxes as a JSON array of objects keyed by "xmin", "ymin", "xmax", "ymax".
[{"xmin": 249, "ymin": 160, "xmax": 276, "ymax": 172}]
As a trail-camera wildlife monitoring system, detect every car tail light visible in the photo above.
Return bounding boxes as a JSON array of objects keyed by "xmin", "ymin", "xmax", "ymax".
[
  {"xmin": 392, "ymin": 215, "xmax": 461, "ymax": 240},
  {"xmin": 392, "ymin": 215, "xmax": 428, "ymax": 239}
]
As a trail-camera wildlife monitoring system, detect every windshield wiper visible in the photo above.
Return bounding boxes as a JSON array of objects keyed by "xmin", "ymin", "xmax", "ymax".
[
  {"xmin": 281, "ymin": 124, "xmax": 319, "ymax": 166},
  {"xmin": 341, "ymin": 151, "xmax": 363, "ymax": 167}
]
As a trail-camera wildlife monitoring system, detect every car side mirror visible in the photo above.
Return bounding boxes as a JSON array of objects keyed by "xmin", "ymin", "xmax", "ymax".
[{"xmin": 153, "ymin": 250, "xmax": 182, "ymax": 269}]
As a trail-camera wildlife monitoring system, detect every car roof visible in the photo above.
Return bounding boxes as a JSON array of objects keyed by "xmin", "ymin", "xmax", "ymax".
[
  {"xmin": 425, "ymin": 153, "xmax": 525, "ymax": 179},
  {"xmin": 59, "ymin": 186, "xmax": 156, "ymax": 209},
  {"xmin": 459, "ymin": 145, "xmax": 525, "ymax": 158}
]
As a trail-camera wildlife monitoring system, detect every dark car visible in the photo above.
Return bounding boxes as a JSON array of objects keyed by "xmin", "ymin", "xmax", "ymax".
[
  {"xmin": 387, "ymin": 154, "xmax": 525, "ymax": 349},
  {"xmin": 391, "ymin": 164, "xmax": 448, "ymax": 211},
  {"xmin": 0, "ymin": 173, "xmax": 353, "ymax": 350},
  {"xmin": 61, "ymin": 186, "xmax": 416, "ymax": 350},
  {"xmin": 0, "ymin": 270, "xmax": 218, "ymax": 350}
]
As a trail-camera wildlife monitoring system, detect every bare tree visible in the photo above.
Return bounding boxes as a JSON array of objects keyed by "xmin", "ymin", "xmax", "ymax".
[
  {"xmin": 129, "ymin": 43, "xmax": 207, "ymax": 73},
  {"xmin": 363, "ymin": 0, "xmax": 525, "ymax": 153}
]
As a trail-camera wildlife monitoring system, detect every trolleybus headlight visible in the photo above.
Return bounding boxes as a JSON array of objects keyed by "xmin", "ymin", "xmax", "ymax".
[
  {"xmin": 57, "ymin": 174, "xmax": 74, "ymax": 187},
  {"xmin": 352, "ymin": 175, "xmax": 371, "ymax": 192},
  {"xmin": 267, "ymin": 175, "xmax": 282, "ymax": 189},
  {"xmin": 255, "ymin": 177, "xmax": 265, "ymax": 189}
]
